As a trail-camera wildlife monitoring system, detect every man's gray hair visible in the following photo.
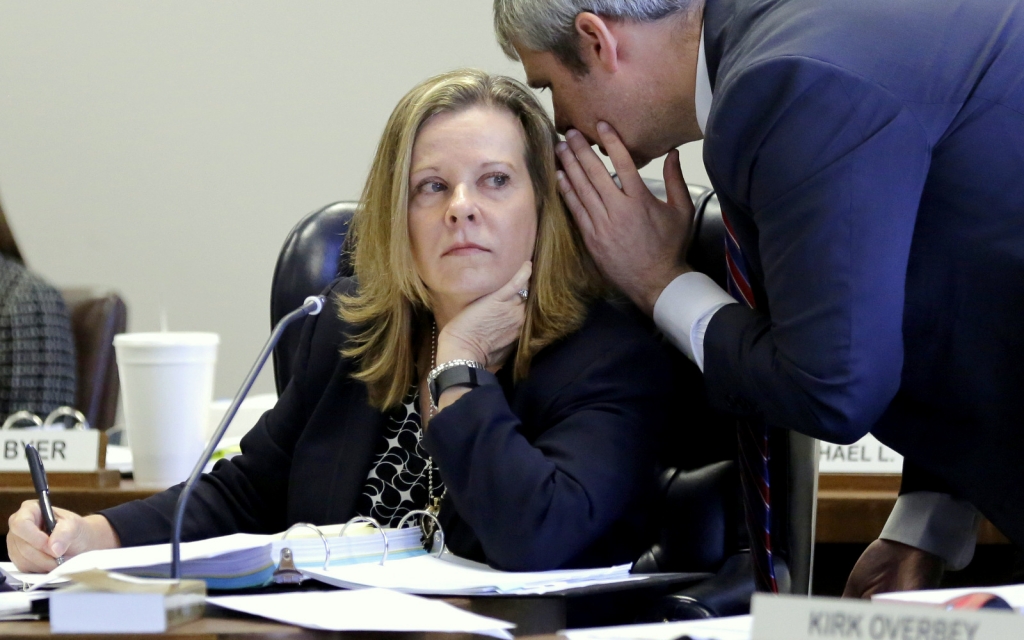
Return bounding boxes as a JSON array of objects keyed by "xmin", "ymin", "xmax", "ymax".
[{"xmin": 494, "ymin": 0, "xmax": 695, "ymax": 74}]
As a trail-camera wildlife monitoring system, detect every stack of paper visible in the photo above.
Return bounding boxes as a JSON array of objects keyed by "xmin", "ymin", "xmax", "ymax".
[
  {"xmin": 0, "ymin": 592, "xmax": 48, "ymax": 622},
  {"xmin": 208, "ymin": 588, "xmax": 515, "ymax": 638},
  {"xmin": 12, "ymin": 524, "xmax": 424, "ymax": 590},
  {"xmin": 302, "ymin": 552, "xmax": 647, "ymax": 595},
  {"xmin": 49, "ymin": 570, "xmax": 206, "ymax": 634}
]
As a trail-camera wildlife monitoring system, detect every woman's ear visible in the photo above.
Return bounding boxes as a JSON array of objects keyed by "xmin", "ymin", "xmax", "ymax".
[{"xmin": 575, "ymin": 12, "xmax": 621, "ymax": 73}]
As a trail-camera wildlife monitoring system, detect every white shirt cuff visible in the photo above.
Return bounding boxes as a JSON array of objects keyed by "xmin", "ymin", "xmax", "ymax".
[
  {"xmin": 880, "ymin": 492, "xmax": 983, "ymax": 571},
  {"xmin": 652, "ymin": 272, "xmax": 736, "ymax": 371}
]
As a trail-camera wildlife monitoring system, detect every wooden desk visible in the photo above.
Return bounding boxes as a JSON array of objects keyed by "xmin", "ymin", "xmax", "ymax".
[
  {"xmin": 0, "ymin": 480, "xmax": 155, "ymax": 537},
  {"xmin": 0, "ymin": 576, "xmax": 702, "ymax": 638},
  {"xmin": 816, "ymin": 474, "xmax": 1009, "ymax": 544},
  {"xmin": 1, "ymin": 604, "xmax": 564, "ymax": 639},
  {"xmin": 0, "ymin": 607, "xmax": 318, "ymax": 639}
]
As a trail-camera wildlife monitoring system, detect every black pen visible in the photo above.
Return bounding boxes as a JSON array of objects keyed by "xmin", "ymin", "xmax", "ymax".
[{"xmin": 25, "ymin": 443, "xmax": 63, "ymax": 565}]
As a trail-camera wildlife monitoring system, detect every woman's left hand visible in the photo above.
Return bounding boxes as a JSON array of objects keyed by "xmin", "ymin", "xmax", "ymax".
[{"xmin": 437, "ymin": 261, "xmax": 532, "ymax": 369}]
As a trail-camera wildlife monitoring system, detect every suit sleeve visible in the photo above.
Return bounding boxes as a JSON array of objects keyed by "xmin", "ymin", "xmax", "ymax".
[
  {"xmin": 702, "ymin": 57, "xmax": 931, "ymax": 443},
  {"xmin": 422, "ymin": 332, "xmax": 667, "ymax": 572},
  {"xmin": 100, "ymin": 287, "xmax": 343, "ymax": 546},
  {"xmin": 885, "ymin": 459, "xmax": 980, "ymax": 570}
]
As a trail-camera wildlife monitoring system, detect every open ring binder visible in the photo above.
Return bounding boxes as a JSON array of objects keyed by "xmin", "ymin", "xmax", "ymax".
[
  {"xmin": 338, "ymin": 517, "xmax": 389, "ymax": 565},
  {"xmin": 271, "ymin": 517, "xmax": 395, "ymax": 585},
  {"xmin": 42, "ymin": 407, "xmax": 90, "ymax": 430},
  {"xmin": 1, "ymin": 406, "xmax": 90, "ymax": 430},
  {"xmin": 396, "ymin": 509, "xmax": 446, "ymax": 558},
  {"xmin": 282, "ymin": 522, "xmax": 332, "ymax": 569},
  {"xmin": 1, "ymin": 411, "xmax": 43, "ymax": 430},
  {"xmin": 272, "ymin": 522, "xmax": 331, "ymax": 585}
]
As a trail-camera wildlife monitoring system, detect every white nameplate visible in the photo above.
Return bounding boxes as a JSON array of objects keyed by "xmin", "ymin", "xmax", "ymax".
[
  {"xmin": 752, "ymin": 593, "xmax": 1024, "ymax": 640},
  {"xmin": 819, "ymin": 433, "xmax": 903, "ymax": 474},
  {"xmin": 0, "ymin": 429, "xmax": 101, "ymax": 472}
]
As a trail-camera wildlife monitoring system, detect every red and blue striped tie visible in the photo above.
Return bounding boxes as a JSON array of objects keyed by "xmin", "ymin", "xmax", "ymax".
[{"xmin": 723, "ymin": 211, "xmax": 779, "ymax": 594}]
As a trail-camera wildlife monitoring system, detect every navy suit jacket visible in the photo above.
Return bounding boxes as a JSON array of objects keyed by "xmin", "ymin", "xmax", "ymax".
[
  {"xmin": 102, "ymin": 278, "xmax": 678, "ymax": 571},
  {"xmin": 699, "ymin": 0, "xmax": 1024, "ymax": 544}
]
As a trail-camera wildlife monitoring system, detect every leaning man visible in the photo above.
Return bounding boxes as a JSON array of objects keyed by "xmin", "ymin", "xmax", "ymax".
[{"xmin": 494, "ymin": 0, "xmax": 1024, "ymax": 596}]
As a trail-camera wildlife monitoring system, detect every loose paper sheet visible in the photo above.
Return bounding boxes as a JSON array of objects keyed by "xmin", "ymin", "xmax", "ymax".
[
  {"xmin": 208, "ymin": 587, "xmax": 515, "ymax": 638},
  {"xmin": 0, "ymin": 562, "xmax": 68, "ymax": 590},
  {"xmin": 560, "ymin": 615, "xmax": 751, "ymax": 640},
  {"xmin": 0, "ymin": 592, "xmax": 47, "ymax": 616},
  {"xmin": 302, "ymin": 552, "xmax": 640, "ymax": 595}
]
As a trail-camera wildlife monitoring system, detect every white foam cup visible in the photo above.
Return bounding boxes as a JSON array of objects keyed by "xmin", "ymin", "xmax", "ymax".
[{"xmin": 113, "ymin": 332, "xmax": 219, "ymax": 488}]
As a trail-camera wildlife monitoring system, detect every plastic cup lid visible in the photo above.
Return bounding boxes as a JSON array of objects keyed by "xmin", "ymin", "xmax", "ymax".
[{"xmin": 113, "ymin": 332, "xmax": 220, "ymax": 347}]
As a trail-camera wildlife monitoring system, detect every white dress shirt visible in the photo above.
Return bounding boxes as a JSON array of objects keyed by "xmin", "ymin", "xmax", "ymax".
[{"xmin": 653, "ymin": 24, "xmax": 981, "ymax": 569}]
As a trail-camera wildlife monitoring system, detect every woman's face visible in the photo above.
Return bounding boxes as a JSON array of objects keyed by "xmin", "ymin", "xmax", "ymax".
[{"xmin": 408, "ymin": 106, "xmax": 537, "ymax": 311}]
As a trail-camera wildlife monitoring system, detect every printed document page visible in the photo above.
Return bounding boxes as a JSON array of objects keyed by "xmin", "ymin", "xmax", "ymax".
[
  {"xmin": 302, "ymin": 552, "xmax": 643, "ymax": 595},
  {"xmin": 208, "ymin": 588, "xmax": 515, "ymax": 638},
  {"xmin": 560, "ymin": 615, "xmax": 751, "ymax": 640}
]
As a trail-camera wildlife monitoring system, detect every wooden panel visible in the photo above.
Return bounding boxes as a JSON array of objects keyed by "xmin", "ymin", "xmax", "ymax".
[
  {"xmin": 816, "ymin": 473, "xmax": 1009, "ymax": 544},
  {"xmin": 818, "ymin": 473, "xmax": 901, "ymax": 492},
  {"xmin": 0, "ymin": 480, "xmax": 157, "ymax": 536},
  {"xmin": 0, "ymin": 469, "xmax": 122, "ymax": 489},
  {"xmin": 816, "ymin": 486, "xmax": 899, "ymax": 543}
]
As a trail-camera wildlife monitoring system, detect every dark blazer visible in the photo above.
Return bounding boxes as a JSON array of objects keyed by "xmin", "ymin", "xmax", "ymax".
[
  {"xmin": 101, "ymin": 277, "xmax": 679, "ymax": 571},
  {"xmin": 699, "ymin": 0, "xmax": 1024, "ymax": 544}
]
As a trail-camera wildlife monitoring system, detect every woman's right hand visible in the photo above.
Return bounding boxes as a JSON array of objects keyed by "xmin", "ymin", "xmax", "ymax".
[
  {"xmin": 7, "ymin": 500, "xmax": 120, "ymax": 572},
  {"xmin": 436, "ymin": 261, "xmax": 532, "ymax": 369}
]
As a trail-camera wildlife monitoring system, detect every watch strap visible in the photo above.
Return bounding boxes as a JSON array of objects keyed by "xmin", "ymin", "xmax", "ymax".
[{"xmin": 429, "ymin": 365, "xmax": 499, "ymax": 409}]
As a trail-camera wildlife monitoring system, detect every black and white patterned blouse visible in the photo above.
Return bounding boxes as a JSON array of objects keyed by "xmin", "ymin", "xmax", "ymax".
[
  {"xmin": 0, "ymin": 256, "xmax": 76, "ymax": 421},
  {"xmin": 355, "ymin": 387, "xmax": 445, "ymax": 527}
]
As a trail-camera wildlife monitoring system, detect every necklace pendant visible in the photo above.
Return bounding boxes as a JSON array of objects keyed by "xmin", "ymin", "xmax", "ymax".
[{"xmin": 422, "ymin": 499, "xmax": 441, "ymax": 541}]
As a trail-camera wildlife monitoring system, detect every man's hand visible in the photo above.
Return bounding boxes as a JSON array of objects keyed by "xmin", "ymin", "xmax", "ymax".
[
  {"xmin": 843, "ymin": 539, "xmax": 945, "ymax": 599},
  {"xmin": 555, "ymin": 122, "xmax": 694, "ymax": 316}
]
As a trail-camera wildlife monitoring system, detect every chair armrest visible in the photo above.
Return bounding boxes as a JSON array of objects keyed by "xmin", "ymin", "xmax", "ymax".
[{"xmin": 641, "ymin": 552, "xmax": 755, "ymax": 621}]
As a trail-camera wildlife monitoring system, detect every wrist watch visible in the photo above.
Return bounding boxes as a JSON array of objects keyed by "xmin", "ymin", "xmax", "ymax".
[{"xmin": 427, "ymin": 359, "xmax": 499, "ymax": 410}]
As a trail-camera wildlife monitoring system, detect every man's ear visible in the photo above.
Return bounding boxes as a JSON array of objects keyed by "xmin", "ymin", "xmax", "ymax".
[{"xmin": 575, "ymin": 12, "xmax": 620, "ymax": 73}]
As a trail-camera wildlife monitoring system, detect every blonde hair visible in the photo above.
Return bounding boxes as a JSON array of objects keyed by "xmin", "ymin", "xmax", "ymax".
[{"xmin": 339, "ymin": 68, "xmax": 601, "ymax": 409}]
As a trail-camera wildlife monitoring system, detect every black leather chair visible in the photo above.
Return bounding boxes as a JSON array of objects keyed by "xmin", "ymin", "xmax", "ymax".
[
  {"xmin": 633, "ymin": 188, "xmax": 818, "ymax": 619},
  {"xmin": 270, "ymin": 201, "xmax": 356, "ymax": 396},
  {"xmin": 60, "ymin": 288, "xmax": 128, "ymax": 432},
  {"xmin": 269, "ymin": 192, "xmax": 817, "ymax": 619}
]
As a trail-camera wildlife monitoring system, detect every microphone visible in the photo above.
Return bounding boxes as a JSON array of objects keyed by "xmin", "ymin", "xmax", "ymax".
[{"xmin": 169, "ymin": 295, "xmax": 325, "ymax": 579}]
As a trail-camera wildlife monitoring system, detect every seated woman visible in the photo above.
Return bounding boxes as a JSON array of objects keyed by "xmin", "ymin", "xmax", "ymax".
[
  {"xmin": 8, "ymin": 69, "xmax": 678, "ymax": 573},
  {"xmin": 0, "ymin": 200, "xmax": 76, "ymax": 421}
]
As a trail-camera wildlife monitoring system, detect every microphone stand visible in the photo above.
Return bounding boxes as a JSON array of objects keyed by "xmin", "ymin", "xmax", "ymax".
[{"xmin": 169, "ymin": 295, "xmax": 325, "ymax": 579}]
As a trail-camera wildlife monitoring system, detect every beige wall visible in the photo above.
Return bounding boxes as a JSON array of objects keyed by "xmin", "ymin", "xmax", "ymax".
[{"xmin": 0, "ymin": 0, "xmax": 709, "ymax": 399}]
